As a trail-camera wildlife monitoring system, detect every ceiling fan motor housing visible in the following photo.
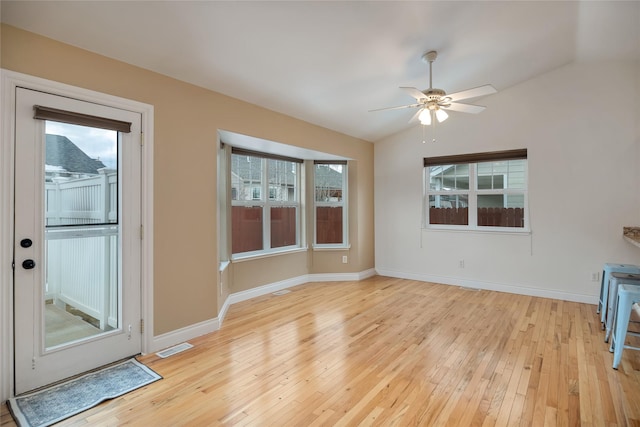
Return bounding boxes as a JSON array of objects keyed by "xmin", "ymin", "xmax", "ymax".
[
  {"xmin": 423, "ymin": 88, "xmax": 446, "ymax": 100},
  {"xmin": 421, "ymin": 88, "xmax": 451, "ymax": 110}
]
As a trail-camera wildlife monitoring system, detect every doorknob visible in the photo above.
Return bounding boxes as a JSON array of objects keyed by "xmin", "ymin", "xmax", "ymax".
[
  {"xmin": 20, "ymin": 239, "xmax": 33, "ymax": 248},
  {"xmin": 22, "ymin": 259, "xmax": 35, "ymax": 270}
]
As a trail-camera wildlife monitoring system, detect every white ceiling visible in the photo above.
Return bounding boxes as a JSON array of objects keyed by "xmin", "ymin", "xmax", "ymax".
[{"xmin": 2, "ymin": 1, "xmax": 639, "ymax": 143}]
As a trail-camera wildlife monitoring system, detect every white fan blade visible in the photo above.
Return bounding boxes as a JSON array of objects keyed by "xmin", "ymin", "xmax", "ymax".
[
  {"xmin": 443, "ymin": 102, "xmax": 486, "ymax": 114},
  {"xmin": 400, "ymin": 87, "xmax": 427, "ymax": 101},
  {"xmin": 368, "ymin": 103, "xmax": 421, "ymax": 112},
  {"xmin": 447, "ymin": 84, "xmax": 496, "ymax": 102}
]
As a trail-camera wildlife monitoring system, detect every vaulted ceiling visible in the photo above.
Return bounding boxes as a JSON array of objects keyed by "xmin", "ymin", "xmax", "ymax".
[{"xmin": 2, "ymin": 1, "xmax": 639, "ymax": 142}]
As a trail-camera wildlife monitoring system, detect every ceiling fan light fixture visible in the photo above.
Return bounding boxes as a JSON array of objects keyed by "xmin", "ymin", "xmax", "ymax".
[
  {"xmin": 435, "ymin": 109, "xmax": 449, "ymax": 123},
  {"xmin": 418, "ymin": 108, "xmax": 432, "ymax": 125}
]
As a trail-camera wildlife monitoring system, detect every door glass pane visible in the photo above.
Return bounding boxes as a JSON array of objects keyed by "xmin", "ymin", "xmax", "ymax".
[{"xmin": 44, "ymin": 121, "xmax": 119, "ymax": 349}]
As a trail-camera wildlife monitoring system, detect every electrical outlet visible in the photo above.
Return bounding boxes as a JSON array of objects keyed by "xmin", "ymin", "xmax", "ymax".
[
  {"xmin": 342, "ymin": 255, "xmax": 348, "ymax": 264},
  {"xmin": 459, "ymin": 259, "xmax": 465, "ymax": 268},
  {"xmin": 591, "ymin": 272, "xmax": 600, "ymax": 282}
]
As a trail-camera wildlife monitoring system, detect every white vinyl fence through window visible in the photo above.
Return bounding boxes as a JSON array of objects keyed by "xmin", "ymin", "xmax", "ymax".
[{"xmin": 45, "ymin": 170, "xmax": 118, "ymax": 331}]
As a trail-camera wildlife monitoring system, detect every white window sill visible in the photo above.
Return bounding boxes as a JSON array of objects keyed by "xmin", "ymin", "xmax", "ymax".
[
  {"xmin": 231, "ymin": 246, "xmax": 308, "ymax": 263},
  {"xmin": 312, "ymin": 244, "xmax": 351, "ymax": 251},
  {"xmin": 423, "ymin": 226, "xmax": 531, "ymax": 235}
]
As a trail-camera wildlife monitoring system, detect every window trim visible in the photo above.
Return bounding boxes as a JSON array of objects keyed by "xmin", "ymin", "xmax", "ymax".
[
  {"xmin": 313, "ymin": 160, "xmax": 349, "ymax": 249},
  {"xmin": 424, "ymin": 150, "xmax": 529, "ymax": 232}
]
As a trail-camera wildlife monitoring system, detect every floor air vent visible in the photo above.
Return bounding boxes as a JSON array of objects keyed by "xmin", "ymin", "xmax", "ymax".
[
  {"xmin": 156, "ymin": 342, "xmax": 193, "ymax": 358},
  {"xmin": 272, "ymin": 289, "xmax": 291, "ymax": 296}
]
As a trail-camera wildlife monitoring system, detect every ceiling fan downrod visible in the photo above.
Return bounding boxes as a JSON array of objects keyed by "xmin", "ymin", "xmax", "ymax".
[{"xmin": 422, "ymin": 50, "xmax": 438, "ymax": 90}]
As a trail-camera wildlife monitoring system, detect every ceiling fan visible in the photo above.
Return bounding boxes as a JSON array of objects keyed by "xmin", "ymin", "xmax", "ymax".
[{"xmin": 370, "ymin": 51, "xmax": 497, "ymax": 125}]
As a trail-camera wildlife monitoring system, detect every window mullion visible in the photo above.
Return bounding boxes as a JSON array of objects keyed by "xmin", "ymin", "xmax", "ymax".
[
  {"xmin": 262, "ymin": 158, "xmax": 270, "ymax": 250},
  {"xmin": 342, "ymin": 163, "xmax": 348, "ymax": 245},
  {"xmin": 469, "ymin": 164, "xmax": 478, "ymax": 227},
  {"xmin": 296, "ymin": 162, "xmax": 302, "ymax": 247}
]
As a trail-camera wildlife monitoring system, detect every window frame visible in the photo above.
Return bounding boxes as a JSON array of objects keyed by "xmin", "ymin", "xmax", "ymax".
[
  {"xmin": 424, "ymin": 150, "xmax": 529, "ymax": 232},
  {"xmin": 313, "ymin": 161, "xmax": 349, "ymax": 249},
  {"xmin": 231, "ymin": 150, "xmax": 302, "ymax": 259}
]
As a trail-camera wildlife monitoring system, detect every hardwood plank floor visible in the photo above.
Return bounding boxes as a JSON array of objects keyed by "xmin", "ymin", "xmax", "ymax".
[{"xmin": 3, "ymin": 276, "xmax": 640, "ymax": 426}]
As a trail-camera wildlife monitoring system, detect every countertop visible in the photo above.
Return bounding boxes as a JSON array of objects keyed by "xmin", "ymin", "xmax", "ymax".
[{"xmin": 623, "ymin": 227, "xmax": 640, "ymax": 249}]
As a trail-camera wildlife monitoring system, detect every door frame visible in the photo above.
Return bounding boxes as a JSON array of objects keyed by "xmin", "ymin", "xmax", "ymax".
[{"xmin": 0, "ymin": 69, "xmax": 155, "ymax": 401}]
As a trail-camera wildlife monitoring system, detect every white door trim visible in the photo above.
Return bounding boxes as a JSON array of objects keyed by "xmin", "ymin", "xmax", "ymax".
[{"xmin": 0, "ymin": 69, "xmax": 154, "ymax": 401}]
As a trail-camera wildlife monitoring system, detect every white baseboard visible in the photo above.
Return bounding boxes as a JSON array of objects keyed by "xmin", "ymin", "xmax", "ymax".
[
  {"xmin": 227, "ymin": 274, "xmax": 310, "ymax": 305},
  {"xmin": 218, "ymin": 296, "xmax": 232, "ymax": 329},
  {"xmin": 375, "ymin": 268, "xmax": 598, "ymax": 305},
  {"xmin": 227, "ymin": 268, "xmax": 377, "ymax": 303},
  {"xmin": 150, "ymin": 317, "xmax": 220, "ymax": 354},
  {"xmin": 358, "ymin": 268, "xmax": 377, "ymax": 280},
  {"xmin": 308, "ymin": 268, "xmax": 374, "ymax": 282},
  {"xmin": 150, "ymin": 268, "xmax": 376, "ymax": 353}
]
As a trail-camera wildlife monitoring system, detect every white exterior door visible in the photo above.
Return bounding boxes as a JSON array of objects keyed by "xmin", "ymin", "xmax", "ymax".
[{"xmin": 13, "ymin": 87, "xmax": 142, "ymax": 394}]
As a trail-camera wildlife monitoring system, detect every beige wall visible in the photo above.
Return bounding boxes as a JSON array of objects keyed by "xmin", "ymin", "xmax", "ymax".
[{"xmin": 1, "ymin": 24, "xmax": 375, "ymax": 335}]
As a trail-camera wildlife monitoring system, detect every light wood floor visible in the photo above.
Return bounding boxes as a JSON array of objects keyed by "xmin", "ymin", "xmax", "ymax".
[{"xmin": 3, "ymin": 276, "xmax": 640, "ymax": 426}]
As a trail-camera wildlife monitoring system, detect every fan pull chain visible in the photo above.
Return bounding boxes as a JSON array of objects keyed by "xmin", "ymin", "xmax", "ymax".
[
  {"xmin": 422, "ymin": 121, "xmax": 438, "ymax": 143},
  {"xmin": 431, "ymin": 111, "xmax": 437, "ymax": 143}
]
